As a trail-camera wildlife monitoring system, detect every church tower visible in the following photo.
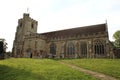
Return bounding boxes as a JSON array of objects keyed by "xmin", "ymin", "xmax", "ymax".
[{"xmin": 12, "ymin": 13, "xmax": 38, "ymax": 57}]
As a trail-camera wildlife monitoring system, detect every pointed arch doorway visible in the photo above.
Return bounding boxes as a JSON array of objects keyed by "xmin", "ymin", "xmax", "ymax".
[{"xmin": 26, "ymin": 48, "xmax": 32, "ymax": 58}]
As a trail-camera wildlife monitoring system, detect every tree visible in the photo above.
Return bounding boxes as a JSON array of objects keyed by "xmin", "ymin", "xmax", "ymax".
[{"xmin": 113, "ymin": 30, "xmax": 120, "ymax": 48}]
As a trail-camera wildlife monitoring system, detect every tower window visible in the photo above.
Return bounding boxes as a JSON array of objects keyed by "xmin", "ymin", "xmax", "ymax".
[
  {"xmin": 20, "ymin": 22, "xmax": 22, "ymax": 27},
  {"xmin": 31, "ymin": 23, "xmax": 34, "ymax": 29}
]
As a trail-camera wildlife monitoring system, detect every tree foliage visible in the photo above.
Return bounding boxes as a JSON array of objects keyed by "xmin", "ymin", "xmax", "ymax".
[{"xmin": 113, "ymin": 30, "xmax": 120, "ymax": 48}]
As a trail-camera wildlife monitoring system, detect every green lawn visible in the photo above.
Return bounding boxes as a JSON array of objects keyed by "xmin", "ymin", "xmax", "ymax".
[
  {"xmin": 61, "ymin": 59, "xmax": 120, "ymax": 79},
  {"xmin": 0, "ymin": 58, "xmax": 97, "ymax": 80}
]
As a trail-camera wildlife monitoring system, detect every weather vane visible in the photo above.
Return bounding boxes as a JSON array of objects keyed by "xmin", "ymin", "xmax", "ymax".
[
  {"xmin": 105, "ymin": 19, "xmax": 107, "ymax": 24},
  {"xmin": 27, "ymin": 7, "xmax": 30, "ymax": 13}
]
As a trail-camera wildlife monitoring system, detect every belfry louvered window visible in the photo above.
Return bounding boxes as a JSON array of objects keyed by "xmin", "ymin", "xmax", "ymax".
[{"xmin": 31, "ymin": 23, "xmax": 34, "ymax": 29}]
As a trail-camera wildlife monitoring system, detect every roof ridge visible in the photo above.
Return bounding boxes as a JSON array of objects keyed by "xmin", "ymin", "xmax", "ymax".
[{"xmin": 40, "ymin": 23, "xmax": 106, "ymax": 34}]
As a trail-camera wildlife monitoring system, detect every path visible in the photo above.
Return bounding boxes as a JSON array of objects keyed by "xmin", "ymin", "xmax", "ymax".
[{"xmin": 60, "ymin": 61, "xmax": 117, "ymax": 80}]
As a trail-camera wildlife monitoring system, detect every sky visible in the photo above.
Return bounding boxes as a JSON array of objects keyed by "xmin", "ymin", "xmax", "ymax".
[{"xmin": 0, "ymin": 0, "xmax": 120, "ymax": 51}]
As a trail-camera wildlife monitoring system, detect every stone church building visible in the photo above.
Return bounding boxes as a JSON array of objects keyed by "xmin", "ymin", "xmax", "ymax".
[{"xmin": 12, "ymin": 13, "xmax": 114, "ymax": 58}]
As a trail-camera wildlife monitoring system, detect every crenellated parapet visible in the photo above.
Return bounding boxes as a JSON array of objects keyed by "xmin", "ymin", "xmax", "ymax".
[{"xmin": 24, "ymin": 33, "xmax": 46, "ymax": 40}]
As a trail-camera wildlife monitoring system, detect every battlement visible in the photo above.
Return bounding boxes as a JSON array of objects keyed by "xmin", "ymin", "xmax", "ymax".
[{"xmin": 23, "ymin": 13, "xmax": 29, "ymax": 18}]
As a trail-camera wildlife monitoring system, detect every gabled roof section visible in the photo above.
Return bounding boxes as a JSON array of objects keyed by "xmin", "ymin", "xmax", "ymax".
[{"xmin": 40, "ymin": 23, "xmax": 107, "ymax": 38}]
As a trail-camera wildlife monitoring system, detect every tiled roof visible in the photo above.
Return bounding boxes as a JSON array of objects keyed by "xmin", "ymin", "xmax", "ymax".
[{"xmin": 40, "ymin": 23, "xmax": 107, "ymax": 38}]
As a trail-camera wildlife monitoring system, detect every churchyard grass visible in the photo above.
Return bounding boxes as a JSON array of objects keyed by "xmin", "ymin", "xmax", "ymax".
[
  {"xmin": 61, "ymin": 59, "xmax": 120, "ymax": 79},
  {"xmin": 0, "ymin": 58, "xmax": 97, "ymax": 80}
]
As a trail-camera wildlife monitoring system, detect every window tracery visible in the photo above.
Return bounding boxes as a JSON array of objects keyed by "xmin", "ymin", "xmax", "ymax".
[
  {"xmin": 67, "ymin": 42, "xmax": 75, "ymax": 55},
  {"xmin": 80, "ymin": 42, "xmax": 87, "ymax": 56},
  {"xmin": 94, "ymin": 40, "xmax": 105, "ymax": 55},
  {"xmin": 50, "ymin": 43, "xmax": 56, "ymax": 55}
]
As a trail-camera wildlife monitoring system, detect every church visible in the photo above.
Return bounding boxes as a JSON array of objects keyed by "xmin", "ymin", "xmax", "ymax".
[{"xmin": 12, "ymin": 13, "xmax": 114, "ymax": 58}]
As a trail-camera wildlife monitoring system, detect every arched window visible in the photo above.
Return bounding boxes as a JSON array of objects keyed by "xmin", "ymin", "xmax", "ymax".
[
  {"xmin": 50, "ymin": 43, "xmax": 56, "ymax": 55},
  {"xmin": 67, "ymin": 42, "xmax": 75, "ymax": 55},
  {"xmin": 61, "ymin": 43, "xmax": 66, "ymax": 54},
  {"xmin": 64, "ymin": 44, "xmax": 66, "ymax": 54},
  {"xmin": 76, "ymin": 42, "xmax": 79, "ymax": 53},
  {"xmin": 94, "ymin": 40, "xmax": 105, "ymax": 55},
  {"xmin": 80, "ymin": 42, "xmax": 87, "ymax": 56}
]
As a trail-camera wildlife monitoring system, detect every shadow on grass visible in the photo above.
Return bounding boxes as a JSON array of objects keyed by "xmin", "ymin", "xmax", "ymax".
[{"xmin": 0, "ymin": 65, "xmax": 45, "ymax": 80}]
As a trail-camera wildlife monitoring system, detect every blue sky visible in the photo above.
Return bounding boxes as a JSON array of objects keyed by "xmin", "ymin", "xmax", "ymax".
[{"xmin": 0, "ymin": 0, "xmax": 120, "ymax": 51}]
